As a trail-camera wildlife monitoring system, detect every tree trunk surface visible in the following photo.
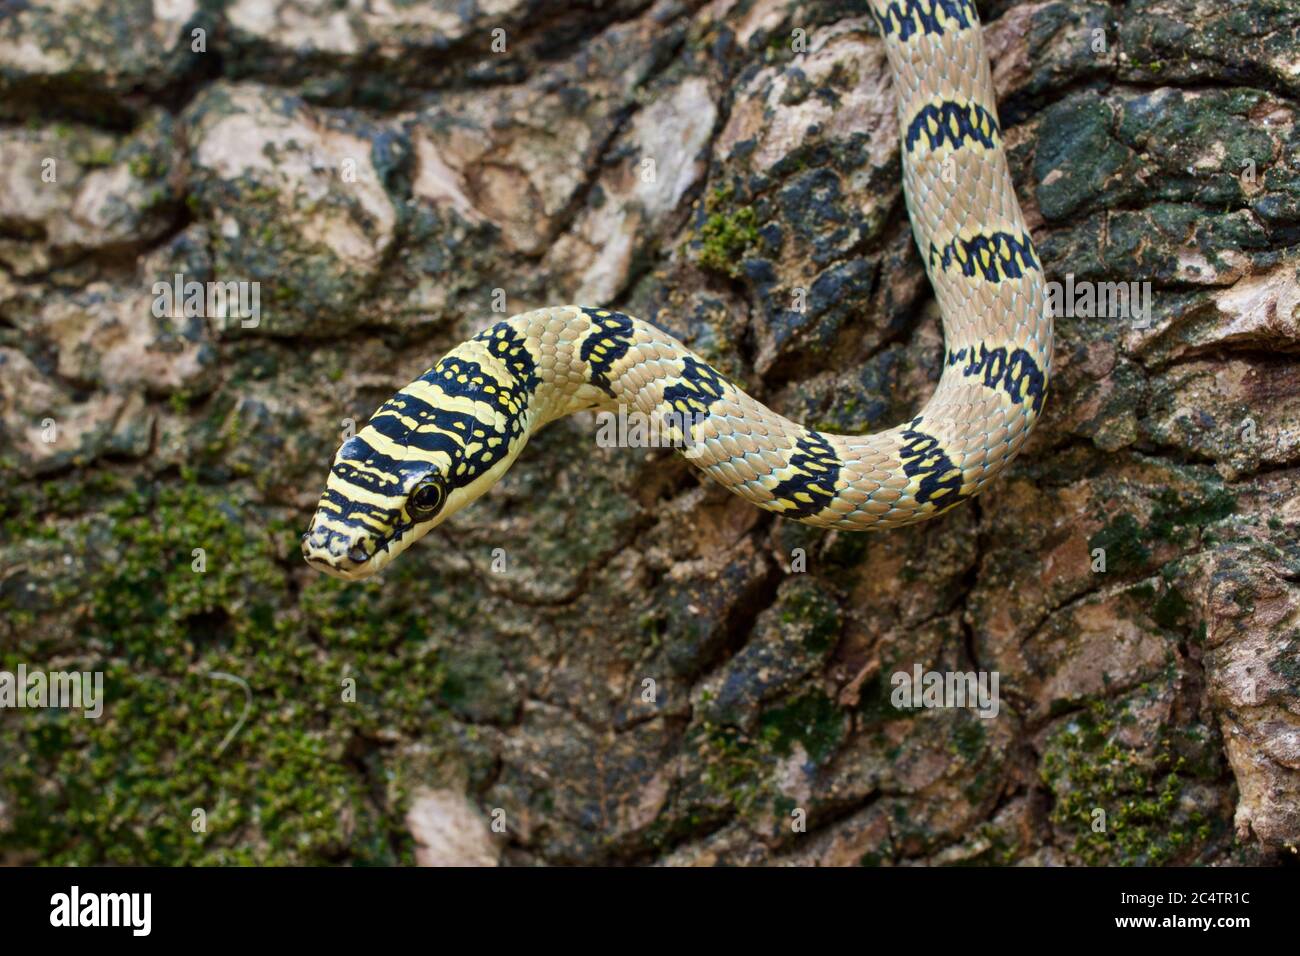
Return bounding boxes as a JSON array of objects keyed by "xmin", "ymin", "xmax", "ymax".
[{"xmin": 1, "ymin": 0, "xmax": 1298, "ymax": 865}]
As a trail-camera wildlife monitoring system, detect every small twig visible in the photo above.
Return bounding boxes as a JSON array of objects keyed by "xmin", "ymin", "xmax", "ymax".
[{"xmin": 206, "ymin": 671, "xmax": 253, "ymax": 757}]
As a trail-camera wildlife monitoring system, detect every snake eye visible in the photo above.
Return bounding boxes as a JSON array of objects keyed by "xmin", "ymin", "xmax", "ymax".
[{"xmin": 407, "ymin": 474, "xmax": 446, "ymax": 520}]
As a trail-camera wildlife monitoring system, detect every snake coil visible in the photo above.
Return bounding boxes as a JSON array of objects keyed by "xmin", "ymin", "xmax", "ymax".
[{"xmin": 303, "ymin": 0, "xmax": 1051, "ymax": 580}]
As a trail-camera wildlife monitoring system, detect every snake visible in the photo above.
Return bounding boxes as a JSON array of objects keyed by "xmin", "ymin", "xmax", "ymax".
[{"xmin": 302, "ymin": 0, "xmax": 1051, "ymax": 581}]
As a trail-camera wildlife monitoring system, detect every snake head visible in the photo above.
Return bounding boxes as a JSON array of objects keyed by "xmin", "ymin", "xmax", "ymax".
[
  {"xmin": 301, "ymin": 432, "xmax": 454, "ymax": 581},
  {"xmin": 302, "ymin": 334, "xmax": 539, "ymax": 580}
]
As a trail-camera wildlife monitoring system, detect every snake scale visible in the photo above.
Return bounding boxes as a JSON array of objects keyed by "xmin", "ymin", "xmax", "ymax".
[{"xmin": 303, "ymin": 0, "xmax": 1052, "ymax": 581}]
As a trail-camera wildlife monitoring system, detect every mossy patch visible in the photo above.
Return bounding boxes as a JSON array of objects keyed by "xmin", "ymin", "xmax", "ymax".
[
  {"xmin": 1041, "ymin": 698, "xmax": 1217, "ymax": 866},
  {"xmin": 1148, "ymin": 486, "xmax": 1236, "ymax": 544},
  {"xmin": 0, "ymin": 475, "xmax": 472, "ymax": 865},
  {"xmin": 696, "ymin": 186, "xmax": 760, "ymax": 277},
  {"xmin": 1087, "ymin": 482, "xmax": 1236, "ymax": 576},
  {"xmin": 758, "ymin": 691, "xmax": 846, "ymax": 764},
  {"xmin": 776, "ymin": 583, "xmax": 841, "ymax": 654},
  {"xmin": 1088, "ymin": 513, "xmax": 1150, "ymax": 575},
  {"xmin": 692, "ymin": 690, "xmax": 847, "ymax": 834}
]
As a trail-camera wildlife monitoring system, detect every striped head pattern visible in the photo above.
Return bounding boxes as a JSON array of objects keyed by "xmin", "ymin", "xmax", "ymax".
[{"xmin": 302, "ymin": 322, "xmax": 538, "ymax": 580}]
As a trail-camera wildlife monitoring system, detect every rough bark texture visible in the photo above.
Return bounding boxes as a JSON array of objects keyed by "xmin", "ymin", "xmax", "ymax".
[{"xmin": 1, "ymin": 0, "xmax": 1298, "ymax": 865}]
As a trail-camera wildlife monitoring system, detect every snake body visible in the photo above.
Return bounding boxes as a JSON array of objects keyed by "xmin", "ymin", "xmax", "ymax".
[{"xmin": 303, "ymin": 0, "xmax": 1051, "ymax": 580}]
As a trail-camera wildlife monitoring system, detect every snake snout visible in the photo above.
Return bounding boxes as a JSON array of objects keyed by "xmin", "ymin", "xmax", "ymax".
[{"xmin": 301, "ymin": 521, "xmax": 375, "ymax": 578}]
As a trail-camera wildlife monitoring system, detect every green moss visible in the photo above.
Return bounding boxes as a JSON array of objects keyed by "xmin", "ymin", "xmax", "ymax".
[
  {"xmin": 436, "ymin": 646, "xmax": 516, "ymax": 724},
  {"xmin": 168, "ymin": 391, "xmax": 195, "ymax": 415},
  {"xmin": 1087, "ymin": 484, "xmax": 1235, "ymax": 577},
  {"xmin": 777, "ymin": 584, "xmax": 840, "ymax": 653},
  {"xmin": 128, "ymin": 152, "xmax": 164, "ymax": 180},
  {"xmin": 1150, "ymin": 585, "xmax": 1193, "ymax": 630},
  {"xmin": 1088, "ymin": 513, "xmax": 1150, "ymax": 574},
  {"xmin": 1148, "ymin": 486, "xmax": 1236, "ymax": 544},
  {"xmin": 1269, "ymin": 632, "xmax": 1300, "ymax": 688},
  {"xmin": 1040, "ymin": 698, "xmax": 1213, "ymax": 866},
  {"xmin": 697, "ymin": 187, "xmax": 760, "ymax": 277},
  {"xmin": 758, "ymin": 691, "xmax": 846, "ymax": 764},
  {"xmin": 691, "ymin": 689, "xmax": 845, "ymax": 836},
  {"xmin": 694, "ymin": 722, "xmax": 772, "ymax": 817},
  {"xmin": 951, "ymin": 716, "xmax": 987, "ymax": 762},
  {"xmin": 78, "ymin": 144, "xmax": 117, "ymax": 168},
  {"xmin": 0, "ymin": 476, "xmax": 464, "ymax": 865}
]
